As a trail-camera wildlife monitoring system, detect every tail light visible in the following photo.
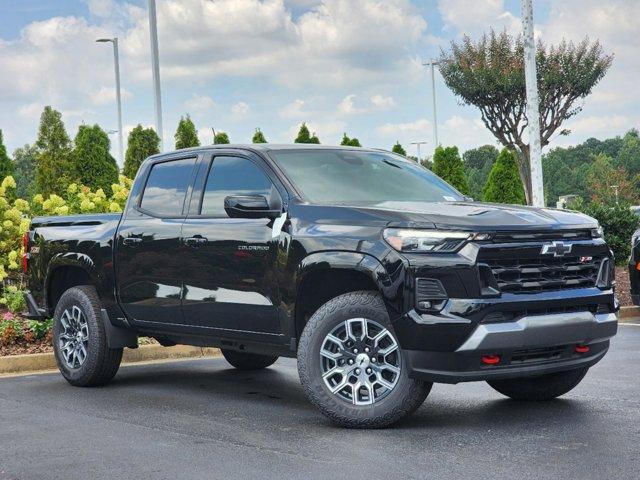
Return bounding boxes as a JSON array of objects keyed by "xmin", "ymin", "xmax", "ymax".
[{"xmin": 22, "ymin": 232, "xmax": 29, "ymax": 273}]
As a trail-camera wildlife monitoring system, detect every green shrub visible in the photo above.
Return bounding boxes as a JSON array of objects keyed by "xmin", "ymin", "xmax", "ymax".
[
  {"xmin": 579, "ymin": 201, "xmax": 639, "ymax": 264},
  {"xmin": 4, "ymin": 287, "xmax": 26, "ymax": 314},
  {"xmin": 27, "ymin": 319, "xmax": 53, "ymax": 339},
  {"xmin": 483, "ymin": 148, "xmax": 526, "ymax": 204},
  {"xmin": 0, "ymin": 318, "xmax": 22, "ymax": 345}
]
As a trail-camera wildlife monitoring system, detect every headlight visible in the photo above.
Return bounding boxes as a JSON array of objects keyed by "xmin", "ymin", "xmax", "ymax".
[
  {"xmin": 632, "ymin": 230, "xmax": 640, "ymax": 247},
  {"xmin": 592, "ymin": 225, "xmax": 604, "ymax": 238},
  {"xmin": 383, "ymin": 228, "xmax": 480, "ymax": 253}
]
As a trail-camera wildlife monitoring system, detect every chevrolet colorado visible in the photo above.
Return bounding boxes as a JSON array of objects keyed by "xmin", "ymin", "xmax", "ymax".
[{"xmin": 24, "ymin": 145, "xmax": 618, "ymax": 428}]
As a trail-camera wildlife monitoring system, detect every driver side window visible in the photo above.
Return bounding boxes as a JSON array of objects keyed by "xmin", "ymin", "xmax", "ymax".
[{"xmin": 201, "ymin": 156, "xmax": 275, "ymax": 217}]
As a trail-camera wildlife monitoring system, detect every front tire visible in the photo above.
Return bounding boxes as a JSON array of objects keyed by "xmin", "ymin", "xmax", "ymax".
[
  {"xmin": 221, "ymin": 349, "xmax": 278, "ymax": 370},
  {"xmin": 53, "ymin": 286, "xmax": 123, "ymax": 387},
  {"xmin": 487, "ymin": 367, "xmax": 589, "ymax": 401},
  {"xmin": 298, "ymin": 291, "xmax": 432, "ymax": 428}
]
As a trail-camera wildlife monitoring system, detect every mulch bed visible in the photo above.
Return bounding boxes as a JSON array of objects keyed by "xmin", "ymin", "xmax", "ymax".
[
  {"xmin": 615, "ymin": 265, "xmax": 632, "ymax": 307},
  {"xmin": 0, "ymin": 337, "xmax": 53, "ymax": 357}
]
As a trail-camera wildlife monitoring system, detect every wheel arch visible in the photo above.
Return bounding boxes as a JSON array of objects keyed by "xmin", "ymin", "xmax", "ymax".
[
  {"xmin": 293, "ymin": 251, "xmax": 397, "ymax": 340},
  {"xmin": 45, "ymin": 255, "xmax": 102, "ymax": 316}
]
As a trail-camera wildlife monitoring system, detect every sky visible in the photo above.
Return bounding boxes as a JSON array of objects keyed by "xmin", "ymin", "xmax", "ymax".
[{"xmin": 0, "ymin": 0, "xmax": 639, "ymax": 166}]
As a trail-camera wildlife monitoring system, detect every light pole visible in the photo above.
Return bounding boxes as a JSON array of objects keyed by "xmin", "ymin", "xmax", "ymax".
[
  {"xmin": 96, "ymin": 37, "xmax": 124, "ymax": 167},
  {"xmin": 148, "ymin": 0, "xmax": 164, "ymax": 150},
  {"xmin": 411, "ymin": 141, "xmax": 428, "ymax": 163},
  {"xmin": 423, "ymin": 59, "xmax": 439, "ymax": 148},
  {"xmin": 521, "ymin": 0, "xmax": 545, "ymax": 207}
]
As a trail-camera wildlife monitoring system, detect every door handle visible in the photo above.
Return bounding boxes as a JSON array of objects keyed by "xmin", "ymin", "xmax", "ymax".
[
  {"xmin": 184, "ymin": 236, "xmax": 208, "ymax": 247},
  {"xmin": 122, "ymin": 236, "xmax": 142, "ymax": 246}
]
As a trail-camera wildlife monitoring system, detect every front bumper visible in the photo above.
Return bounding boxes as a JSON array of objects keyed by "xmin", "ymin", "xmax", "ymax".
[{"xmin": 403, "ymin": 310, "xmax": 617, "ymax": 383}]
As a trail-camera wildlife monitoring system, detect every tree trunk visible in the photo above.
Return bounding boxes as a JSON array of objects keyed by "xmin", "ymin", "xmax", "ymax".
[{"xmin": 515, "ymin": 145, "xmax": 533, "ymax": 205}]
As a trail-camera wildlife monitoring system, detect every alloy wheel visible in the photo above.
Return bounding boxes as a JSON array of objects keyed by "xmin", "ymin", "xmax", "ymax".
[{"xmin": 58, "ymin": 305, "xmax": 89, "ymax": 369}]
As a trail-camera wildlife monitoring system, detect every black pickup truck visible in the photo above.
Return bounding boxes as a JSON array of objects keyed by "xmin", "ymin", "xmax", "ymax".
[{"xmin": 24, "ymin": 145, "xmax": 618, "ymax": 428}]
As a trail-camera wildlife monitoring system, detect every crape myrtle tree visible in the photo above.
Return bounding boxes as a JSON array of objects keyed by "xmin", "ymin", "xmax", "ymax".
[
  {"xmin": 391, "ymin": 141, "xmax": 406, "ymax": 156},
  {"xmin": 0, "ymin": 129, "xmax": 13, "ymax": 182},
  {"xmin": 438, "ymin": 30, "xmax": 613, "ymax": 204},
  {"xmin": 294, "ymin": 123, "xmax": 320, "ymax": 144},
  {"xmin": 123, "ymin": 125, "xmax": 160, "ymax": 179},
  {"xmin": 483, "ymin": 148, "xmax": 526, "ymax": 204},
  {"xmin": 35, "ymin": 106, "xmax": 74, "ymax": 196},
  {"xmin": 252, "ymin": 128, "xmax": 267, "ymax": 143},
  {"xmin": 341, "ymin": 133, "xmax": 361, "ymax": 147},
  {"xmin": 214, "ymin": 131, "xmax": 230, "ymax": 144},
  {"xmin": 72, "ymin": 124, "xmax": 119, "ymax": 195},
  {"xmin": 431, "ymin": 146, "xmax": 469, "ymax": 195},
  {"xmin": 174, "ymin": 115, "xmax": 200, "ymax": 150}
]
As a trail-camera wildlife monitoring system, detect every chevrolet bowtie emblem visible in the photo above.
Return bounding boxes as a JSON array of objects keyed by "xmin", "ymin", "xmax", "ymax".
[{"xmin": 541, "ymin": 241, "xmax": 572, "ymax": 257}]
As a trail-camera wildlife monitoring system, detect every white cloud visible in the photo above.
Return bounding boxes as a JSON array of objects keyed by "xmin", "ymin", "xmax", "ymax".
[
  {"xmin": 86, "ymin": 0, "xmax": 116, "ymax": 18},
  {"xmin": 231, "ymin": 101, "xmax": 250, "ymax": 119},
  {"xmin": 337, "ymin": 94, "xmax": 357, "ymax": 115},
  {"xmin": 197, "ymin": 126, "xmax": 214, "ymax": 145},
  {"xmin": 338, "ymin": 93, "xmax": 397, "ymax": 115},
  {"xmin": 377, "ymin": 118, "xmax": 431, "ymax": 137},
  {"xmin": 370, "ymin": 94, "xmax": 396, "ymax": 109},
  {"xmin": 91, "ymin": 86, "xmax": 133, "ymax": 107},
  {"xmin": 438, "ymin": 0, "xmax": 520, "ymax": 37},
  {"xmin": 279, "ymin": 99, "xmax": 307, "ymax": 119},
  {"xmin": 185, "ymin": 93, "xmax": 216, "ymax": 112}
]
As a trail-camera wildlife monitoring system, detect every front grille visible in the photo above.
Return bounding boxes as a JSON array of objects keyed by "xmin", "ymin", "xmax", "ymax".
[
  {"xmin": 491, "ymin": 230, "xmax": 593, "ymax": 243},
  {"xmin": 486, "ymin": 255, "xmax": 602, "ymax": 293}
]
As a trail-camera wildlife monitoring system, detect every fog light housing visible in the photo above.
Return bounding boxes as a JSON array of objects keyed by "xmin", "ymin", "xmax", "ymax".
[{"xmin": 415, "ymin": 278, "xmax": 448, "ymax": 312}]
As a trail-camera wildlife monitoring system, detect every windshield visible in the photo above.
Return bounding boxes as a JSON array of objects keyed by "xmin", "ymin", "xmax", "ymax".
[{"xmin": 270, "ymin": 149, "xmax": 464, "ymax": 205}]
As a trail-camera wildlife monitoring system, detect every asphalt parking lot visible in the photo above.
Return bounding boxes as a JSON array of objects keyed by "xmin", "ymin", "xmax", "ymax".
[{"xmin": 1, "ymin": 324, "xmax": 638, "ymax": 480}]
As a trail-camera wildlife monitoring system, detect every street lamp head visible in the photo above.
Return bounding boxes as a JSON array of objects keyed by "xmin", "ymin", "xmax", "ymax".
[{"xmin": 96, "ymin": 38, "xmax": 114, "ymax": 43}]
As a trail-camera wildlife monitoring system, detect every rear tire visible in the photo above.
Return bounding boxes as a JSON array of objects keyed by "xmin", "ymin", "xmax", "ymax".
[
  {"xmin": 487, "ymin": 367, "xmax": 589, "ymax": 401},
  {"xmin": 221, "ymin": 349, "xmax": 278, "ymax": 370},
  {"xmin": 298, "ymin": 291, "xmax": 432, "ymax": 428},
  {"xmin": 52, "ymin": 286, "xmax": 123, "ymax": 387}
]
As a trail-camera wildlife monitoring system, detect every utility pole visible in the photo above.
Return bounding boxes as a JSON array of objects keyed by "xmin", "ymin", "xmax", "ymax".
[
  {"xmin": 411, "ymin": 141, "xmax": 428, "ymax": 164},
  {"xmin": 148, "ymin": 0, "xmax": 164, "ymax": 150},
  {"xmin": 521, "ymin": 0, "xmax": 545, "ymax": 207},
  {"xmin": 96, "ymin": 37, "xmax": 124, "ymax": 167},
  {"xmin": 423, "ymin": 60, "xmax": 439, "ymax": 148}
]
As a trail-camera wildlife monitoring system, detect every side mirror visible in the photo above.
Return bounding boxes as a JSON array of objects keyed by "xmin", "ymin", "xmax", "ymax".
[{"xmin": 224, "ymin": 194, "xmax": 281, "ymax": 219}]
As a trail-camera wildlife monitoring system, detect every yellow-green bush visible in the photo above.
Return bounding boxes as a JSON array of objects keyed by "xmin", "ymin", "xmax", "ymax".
[{"xmin": 0, "ymin": 174, "xmax": 133, "ymax": 306}]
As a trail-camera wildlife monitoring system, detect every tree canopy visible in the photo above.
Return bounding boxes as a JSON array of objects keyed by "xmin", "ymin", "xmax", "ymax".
[
  {"xmin": 439, "ymin": 30, "xmax": 613, "ymax": 204},
  {"xmin": 341, "ymin": 133, "xmax": 361, "ymax": 147},
  {"xmin": 463, "ymin": 145, "xmax": 499, "ymax": 201},
  {"xmin": 391, "ymin": 142, "xmax": 406, "ymax": 156},
  {"xmin": 12, "ymin": 144, "xmax": 37, "ymax": 199},
  {"xmin": 72, "ymin": 124, "xmax": 119, "ymax": 194},
  {"xmin": 431, "ymin": 146, "xmax": 469, "ymax": 195},
  {"xmin": 174, "ymin": 115, "xmax": 200, "ymax": 150},
  {"xmin": 214, "ymin": 131, "xmax": 230, "ymax": 144},
  {"xmin": 252, "ymin": 128, "xmax": 267, "ymax": 143},
  {"xmin": 0, "ymin": 130, "xmax": 12, "ymax": 182},
  {"xmin": 483, "ymin": 148, "xmax": 526, "ymax": 204},
  {"xmin": 123, "ymin": 125, "xmax": 160, "ymax": 179},
  {"xmin": 35, "ymin": 106, "xmax": 74, "ymax": 196},
  {"xmin": 294, "ymin": 123, "xmax": 320, "ymax": 144}
]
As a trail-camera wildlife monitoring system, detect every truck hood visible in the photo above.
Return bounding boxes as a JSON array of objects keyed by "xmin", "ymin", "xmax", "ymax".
[{"xmin": 351, "ymin": 201, "xmax": 598, "ymax": 231}]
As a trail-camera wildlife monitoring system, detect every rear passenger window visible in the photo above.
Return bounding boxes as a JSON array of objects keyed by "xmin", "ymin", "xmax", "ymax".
[
  {"xmin": 140, "ymin": 158, "xmax": 196, "ymax": 216},
  {"xmin": 201, "ymin": 156, "xmax": 275, "ymax": 216}
]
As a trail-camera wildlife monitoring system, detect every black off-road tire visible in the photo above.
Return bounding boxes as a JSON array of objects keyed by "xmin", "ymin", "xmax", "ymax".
[
  {"xmin": 298, "ymin": 291, "xmax": 432, "ymax": 429},
  {"xmin": 52, "ymin": 286, "xmax": 123, "ymax": 387},
  {"xmin": 487, "ymin": 367, "xmax": 589, "ymax": 401},
  {"xmin": 221, "ymin": 349, "xmax": 278, "ymax": 370}
]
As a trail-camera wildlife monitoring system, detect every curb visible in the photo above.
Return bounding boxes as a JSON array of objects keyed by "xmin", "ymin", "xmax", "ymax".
[
  {"xmin": 0, "ymin": 344, "xmax": 220, "ymax": 376},
  {"xmin": 618, "ymin": 306, "xmax": 640, "ymax": 321}
]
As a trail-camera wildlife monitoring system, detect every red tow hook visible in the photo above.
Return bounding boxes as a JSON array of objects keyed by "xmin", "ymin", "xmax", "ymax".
[
  {"xmin": 575, "ymin": 345, "xmax": 590, "ymax": 354},
  {"xmin": 481, "ymin": 355, "xmax": 501, "ymax": 365}
]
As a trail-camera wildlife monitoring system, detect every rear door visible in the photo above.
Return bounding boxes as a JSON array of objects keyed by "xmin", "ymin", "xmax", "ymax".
[
  {"xmin": 114, "ymin": 155, "xmax": 198, "ymax": 327},
  {"xmin": 180, "ymin": 152, "xmax": 287, "ymax": 336}
]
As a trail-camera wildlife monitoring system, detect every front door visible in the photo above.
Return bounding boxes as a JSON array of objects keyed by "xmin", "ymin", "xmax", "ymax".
[
  {"xmin": 115, "ymin": 156, "xmax": 198, "ymax": 327},
  {"xmin": 180, "ymin": 154, "xmax": 285, "ymax": 335}
]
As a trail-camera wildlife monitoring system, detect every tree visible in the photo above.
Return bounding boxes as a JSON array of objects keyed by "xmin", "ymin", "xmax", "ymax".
[
  {"xmin": 72, "ymin": 124, "xmax": 119, "ymax": 194},
  {"xmin": 12, "ymin": 144, "xmax": 37, "ymax": 199},
  {"xmin": 124, "ymin": 125, "xmax": 160, "ymax": 179},
  {"xmin": 463, "ymin": 145, "xmax": 499, "ymax": 200},
  {"xmin": 586, "ymin": 154, "xmax": 636, "ymax": 205},
  {"xmin": 174, "ymin": 115, "xmax": 200, "ymax": 150},
  {"xmin": 214, "ymin": 131, "xmax": 230, "ymax": 144},
  {"xmin": 431, "ymin": 146, "xmax": 469, "ymax": 195},
  {"xmin": 614, "ymin": 129, "xmax": 640, "ymax": 178},
  {"xmin": 0, "ymin": 130, "xmax": 12, "ymax": 182},
  {"xmin": 341, "ymin": 133, "xmax": 361, "ymax": 147},
  {"xmin": 35, "ymin": 106, "xmax": 74, "ymax": 196},
  {"xmin": 483, "ymin": 148, "xmax": 526, "ymax": 204},
  {"xmin": 252, "ymin": 128, "xmax": 267, "ymax": 143},
  {"xmin": 391, "ymin": 142, "xmax": 406, "ymax": 156},
  {"xmin": 439, "ymin": 30, "xmax": 613, "ymax": 204},
  {"xmin": 294, "ymin": 123, "xmax": 320, "ymax": 144}
]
